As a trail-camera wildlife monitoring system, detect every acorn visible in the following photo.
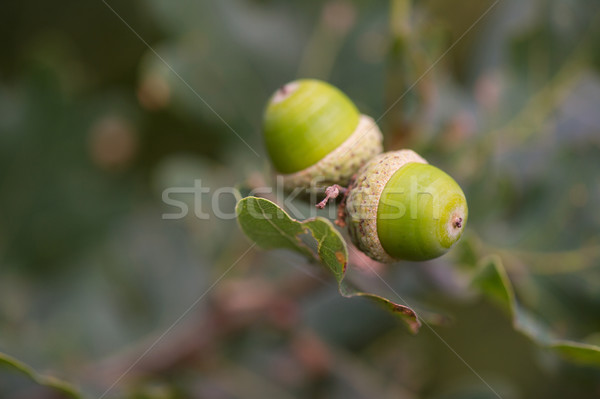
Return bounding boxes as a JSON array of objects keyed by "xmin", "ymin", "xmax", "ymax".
[
  {"xmin": 346, "ymin": 150, "xmax": 468, "ymax": 262},
  {"xmin": 263, "ymin": 79, "xmax": 383, "ymax": 192}
]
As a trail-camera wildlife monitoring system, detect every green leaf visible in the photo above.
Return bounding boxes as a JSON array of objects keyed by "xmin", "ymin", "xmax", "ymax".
[
  {"xmin": 236, "ymin": 195, "xmax": 313, "ymax": 258},
  {"xmin": 473, "ymin": 255, "xmax": 600, "ymax": 366},
  {"xmin": 0, "ymin": 352, "xmax": 82, "ymax": 398},
  {"xmin": 236, "ymin": 197, "xmax": 421, "ymax": 333},
  {"xmin": 549, "ymin": 342, "xmax": 600, "ymax": 366}
]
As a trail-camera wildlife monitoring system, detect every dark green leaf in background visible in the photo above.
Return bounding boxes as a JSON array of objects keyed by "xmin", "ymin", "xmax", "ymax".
[
  {"xmin": 0, "ymin": 352, "xmax": 82, "ymax": 399},
  {"xmin": 473, "ymin": 255, "xmax": 600, "ymax": 366}
]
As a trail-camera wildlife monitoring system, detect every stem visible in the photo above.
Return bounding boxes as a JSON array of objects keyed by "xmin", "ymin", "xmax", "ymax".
[
  {"xmin": 390, "ymin": 0, "xmax": 411, "ymax": 38},
  {"xmin": 335, "ymin": 175, "xmax": 356, "ymax": 227},
  {"xmin": 297, "ymin": 2, "xmax": 355, "ymax": 79},
  {"xmin": 385, "ymin": 0, "xmax": 416, "ymax": 147}
]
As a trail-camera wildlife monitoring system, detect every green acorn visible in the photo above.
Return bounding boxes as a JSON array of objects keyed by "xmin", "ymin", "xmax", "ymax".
[
  {"xmin": 346, "ymin": 150, "xmax": 468, "ymax": 262},
  {"xmin": 263, "ymin": 79, "xmax": 383, "ymax": 191}
]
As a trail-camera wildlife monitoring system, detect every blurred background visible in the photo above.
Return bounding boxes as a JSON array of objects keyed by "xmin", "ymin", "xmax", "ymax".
[{"xmin": 1, "ymin": 0, "xmax": 600, "ymax": 398}]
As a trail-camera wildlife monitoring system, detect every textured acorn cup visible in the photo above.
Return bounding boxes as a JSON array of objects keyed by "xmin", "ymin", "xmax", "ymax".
[
  {"xmin": 263, "ymin": 79, "xmax": 383, "ymax": 191},
  {"xmin": 346, "ymin": 150, "xmax": 468, "ymax": 263}
]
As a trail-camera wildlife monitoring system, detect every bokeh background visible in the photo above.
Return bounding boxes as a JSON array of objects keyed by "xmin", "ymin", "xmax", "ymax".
[{"xmin": 1, "ymin": 0, "xmax": 600, "ymax": 398}]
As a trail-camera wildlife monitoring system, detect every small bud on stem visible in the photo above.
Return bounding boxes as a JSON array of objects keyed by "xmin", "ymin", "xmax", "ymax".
[
  {"xmin": 316, "ymin": 184, "xmax": 347, "ymax": 209},
  {"xmin": 314, "ymin": 177, "xmax": 356, "ymax": 227}
]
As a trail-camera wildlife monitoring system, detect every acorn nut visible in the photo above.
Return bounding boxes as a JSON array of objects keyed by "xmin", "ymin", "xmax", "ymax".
[
  {"xmin": 346, "ymin": 150, "xmax": 468, "ymax": 262},
  {"xmin": 263, "ymin": 79, "xmax": 383, "ymax": 192}
]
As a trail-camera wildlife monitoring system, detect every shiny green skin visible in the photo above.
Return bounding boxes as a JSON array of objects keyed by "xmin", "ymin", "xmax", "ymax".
[
  {"xmin": 377, "ymin": 163, "xmax": 468, "ymax": 261},
  {"xmin": 263, "ymin": 79, "xmax": 360, "ymax": 174}
]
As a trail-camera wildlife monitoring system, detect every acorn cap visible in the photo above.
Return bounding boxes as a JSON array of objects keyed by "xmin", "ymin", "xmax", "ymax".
[
  {"xmin": 346, "ymin": 150, "xmax": 427, "ymax": 263},
  {"xmin": 280, "ymin": 114, "xmax": 383, "ymax": 191}
]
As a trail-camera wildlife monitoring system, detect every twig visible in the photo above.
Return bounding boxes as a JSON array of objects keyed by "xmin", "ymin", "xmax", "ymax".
[{"xmin": 84, "ymin": 268, "xmax": 329, "ymax": 390}]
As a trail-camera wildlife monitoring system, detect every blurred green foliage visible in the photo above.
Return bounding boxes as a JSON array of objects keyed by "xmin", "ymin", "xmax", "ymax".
[{"xmin": 1, "ymin": 0, "xmax": 600, "ymax": 398}]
